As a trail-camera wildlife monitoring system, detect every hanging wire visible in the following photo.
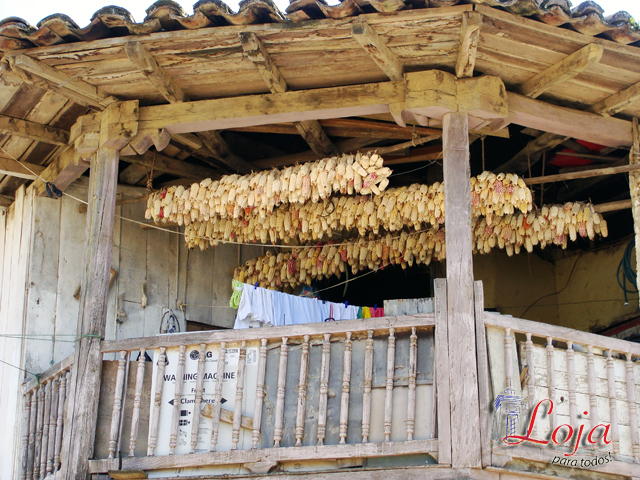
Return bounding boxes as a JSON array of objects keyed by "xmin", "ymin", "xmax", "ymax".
[
  {"xmin": 481, "ymin": 135, "xmax": 486, "ymax": 172},
  {"xmin": 146, "ymin": 151, "xmax": 156, "ymax": 192},
  {"xmin": 617, "ymin": 238, "xmax": 638, "ymax": 306}
]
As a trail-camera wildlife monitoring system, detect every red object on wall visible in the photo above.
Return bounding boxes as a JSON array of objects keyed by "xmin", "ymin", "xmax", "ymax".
[{"xmin": 548, "ymin": 140, "xmax": 607, "ymax": 168}]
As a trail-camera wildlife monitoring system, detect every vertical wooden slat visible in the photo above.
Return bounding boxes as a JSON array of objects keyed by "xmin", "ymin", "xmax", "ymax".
[
  {"xmin": 129, "ymin": 348, "xmax": 147, "ymax": 457},
  {"xmin": 210, "ymin": 342, "xmax": 226, "ymax": 452},
  {"xmin": 626, "ymin": 352, "xmax": 640, "ymax": 463},
  {"xmin": 148, "ymin": 347, "xmax": 166, "ymax": 456},
  {"xmin": 504, "ymin": 328, "xmax": 514, "ymax": 390},
  {"xmin": 566, "ymin": 341, "xmax": 578, "ymax": 427},
  {"xmin": 46, "ymin": 378, "xmax": 59, "ymax": 476},
  {"xmin": 54, "ymin": 372, "xmax": 67, "ymax": 470},
  {"xmin": 108, "ymin": 350, "xmax": 128, "ymax": 459},
  {"xmin": 474, "ymin": 281, "xmax": 491, "ymax": 468},
  {"xmin": 273, "ymin": 337, "xmax": 289, "ymax": 448},
  {"xmin": 34, "ymin": 386, "xmax": 44, "ymax": 479},
  {"xmin": 27, "ymin": 390, "xmax": 38, "ymax": 480},
  {"xmin": 606, "ymin": 350, "xmax": 620, "ymax": 457},
  {"xmin": 20, "ymin": 391, "xmax": 32, "ymax": 480},
  {"xmin": 406, "ymin": 327, "xmax": 418, "ymax": 441},
  {"xmin": 524, "ymin": 333, "xmax": 535, "ymax": 437},
  {"xmin": 384, "ymin": 327, "xmax": 396, "ymax": 442},
  {"xmin": 361, "ymin": 330, "xmax": 374, "ymax": 444},
  {"xmin": 169, "ymin": 345, "xmax": 187, "ymax": 455},
  {"xmin": 232, "ymin": 341, "xmax": 247, "ymax": 450},
  {"xmin": 295, "ymin": 335, "xmax": 310, "ymax": 447},
  {"xmin": 586, "ymin": 345, "xmax": 599, "ymax": 441},
  {"xmin": 39, "ymin": 382, "xmax": 52, "ymax": 479},
  {"xmin": 629, "ymin": 117, "xmax": 640, "ymax": 306},
  {"xmin": 317, "ymin": 333, "xmax": 331, "ymax": 446},
  {"xmin": 190, "ymin": 344, "xmax": 207, "ymax": 454},
  {"xmin": 545, "ymin": 337, "xmax": 557, "ymax": 432},
  {"xmin": 434, "ymin": 278, "xmax": 452, "ymax": 465},
  {"xmin": 252, "ymin": 338, "xmax": 268, "ymax": 449},
  {"xmin": 339, "ymin": 332, "xmax": 353, "ymax": 445}
]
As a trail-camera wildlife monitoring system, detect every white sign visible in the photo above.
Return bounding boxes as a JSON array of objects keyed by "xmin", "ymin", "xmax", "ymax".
[{"xmin": 149, "ymin": 342, "xmax": 260, "ymax": 456}]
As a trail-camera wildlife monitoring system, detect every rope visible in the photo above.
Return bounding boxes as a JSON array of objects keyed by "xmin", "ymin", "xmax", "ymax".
[
  {"xmin": 0, "ymin": 358, "xmax": 38, "ymax": 378},
  {"xmin": 481, "ymin": 135, "xmax": 486, "ymax": 172}
]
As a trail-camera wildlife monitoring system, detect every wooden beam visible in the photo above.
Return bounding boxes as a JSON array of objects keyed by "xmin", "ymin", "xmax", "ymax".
[
  {"xmin": 524, "ymin": 163, "xmax": 640, "ymax": 185},
  {"xmin": 517, "ymin": 44, "xmax": 604, "ymax": 99},
  {"xmin": 557, "ymin": 158, "xmax": 628, "ymax": 201},
  {"xmin": 0, "ymin": 115, "xmax": 69, "ymax": 146},
  {"xmin": 0, "ymin": 194, "xmax": 12, "ymax": 207},
  {"xmin": 6, "ymin": 54, "xmax": 117, "ymax": 109},
  {"xmin": 125, "ymin": 42, "xmax": 186, "ymax": 104},
  {"xmin": 239, "ymin": 32, "xmax": 337, "ymax": 158},
  {"xmin": 442, "ymin": 111, "xmax": 481, "ymax": 468},
  {"xmin": 351, "ymin": 21, "xmax": 404, "ymax": 81},
  {"xmin": 120, "ymin": 150, "xmax": 217, "ymax": 180},
  {"xmin": 0, "ymin": 157, "xmax": 45, "ymax": 180},
  {"xmin": 455, "ymin": 12, "xmax": 482, "ymax": 79},
  {"xmin": 630, "ymin": 117, "xmax": 640, "ymax": 306},
  {"xmin": 594, "ymin": 199, "xmax": 632, "ymax": 213},
  {"xmin": 34, "ymin": 147, "xmax": 89, "ymax": 196},
  {"xmin": 588, "ymin": 81, "xmax": 640, "ymax": 117}
]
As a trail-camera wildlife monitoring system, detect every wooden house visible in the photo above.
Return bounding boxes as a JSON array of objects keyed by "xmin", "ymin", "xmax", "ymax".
[{"xmin": 1, "ymin": 0, "xmax": 640, "ymax": 479}]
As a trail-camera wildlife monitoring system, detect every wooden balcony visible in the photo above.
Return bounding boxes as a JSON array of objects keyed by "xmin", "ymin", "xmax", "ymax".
[{"xmin": 19, "ymin": 281, "xmax": 640, "ymax": 479}]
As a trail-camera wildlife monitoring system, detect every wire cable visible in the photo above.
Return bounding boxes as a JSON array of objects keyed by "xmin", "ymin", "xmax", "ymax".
[{"xmin": 617, "ymin": 238, "xmax": 638, "ymax": 305}]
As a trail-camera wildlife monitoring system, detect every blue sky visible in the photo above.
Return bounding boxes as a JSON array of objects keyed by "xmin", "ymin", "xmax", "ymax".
[{"xmin": 0, "ymin": 0, "xmax": 638, "ymax": 26}]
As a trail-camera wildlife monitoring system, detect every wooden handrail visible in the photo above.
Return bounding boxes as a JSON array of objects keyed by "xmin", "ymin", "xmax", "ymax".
[
  {"xmin": 23, "ymin": 355, "xmax": 73, "ymax": 394},
  {"xmin": 484, "ymin": 312, "xmax": 640, "ymax": 355},
  {"xmin": 100, "ymin": 314, "xmax": 435, "ymax": 353}
]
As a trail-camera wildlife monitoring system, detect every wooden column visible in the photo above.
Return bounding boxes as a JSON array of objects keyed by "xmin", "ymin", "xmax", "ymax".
[
  {"xmin": 62, "ymin": 102, "xmax": 138, "ymax": 480},
  {"xmin": 442, "ymin": 111, "xmax": 481, "ymax": 468},
  {"xmin": 630, "ymin": 117, "xmax": 640, "ymax": 305}
]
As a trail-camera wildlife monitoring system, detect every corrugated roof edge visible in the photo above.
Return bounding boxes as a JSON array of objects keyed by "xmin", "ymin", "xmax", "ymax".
[{"xmin": 0, "ymin": 0, "xmax": 638, "ymax": 52}]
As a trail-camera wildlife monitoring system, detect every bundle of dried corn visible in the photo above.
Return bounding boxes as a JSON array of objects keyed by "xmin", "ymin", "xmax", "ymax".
[
  {"xmin": 472, "ymin": 202, "xmax": 608, "ymax": 256},
  {"xmin": 232, "ymin": 229, "xmax": 446, "ymax": 290},
  {"xmin": 144, "ymin": 153, "xmax": 392, "ymax": 223}
]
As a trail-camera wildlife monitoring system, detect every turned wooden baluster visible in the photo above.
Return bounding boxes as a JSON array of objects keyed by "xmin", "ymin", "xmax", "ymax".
[
  {"xmin": 53, "ymin": 372, "xmax": 67, "ymax": 470},
  {"xmin": 384, "ymin": 328, "xmax": 396, "ymax": 442},
  {"xmin": 148, "ymin": 347, "xmax": 167, "ymax": 456},
  {"xmin": 504, "ymin": 328, "xmax": 514, "ymax": 390},
  {"xmin": 108, "ymin": 350, "xmax": 128, "ymax": 459},
  {"xmin": 232, "ymin": 341, "xmax": 248, "ymax": 450},
  {"xmin": 273, "ymin": 337, "xmax": 289, "ymax": 448},
  {"xmin": 27, "ymin": 390, "xmax": 37, "ymax": 480},
  {"xmin": 362, "ymin": 330, "xmax": 374, "ymax": 443},
  {"xmin": 545, "ymin": 337, "xmax": 557, "ymax": 431},
  {"xmin": 20, "ymin": 390, "xmax": 31, "ymax": 480},
  {"xmin": 339, "ymin": 332, "xmax": 353, "ymax": 445},
  {"xmin": 626, "ymin": 352, "xmax": 640, "ymax": 463},
  {"xmin": 317, "ymin": 333, "xmax": 331, "ymax": 446},
  {"xmin": 295, "ymin": 335, "xmax": 310, "ymax": 447},
  {"xmin": 39, "ymin": 381, "xmax": 52, "ymax": 479},
  {"xmin": 33, "ymin": 386, "xmax": 44, "ymax": 479},
  {"xmin": 45, "ymin": 378, "xmax": 59, "ymax": 476},
  {"xmin": 169, "ymin": 345, "xmax": 187, "ymax": 455},
  {"xmin": 252, "ymin": 338, "xmax": 268, "ymax": 449},
  {"xmin": 128, "ymin": 348, "xmax": 147, "ymax": 457},
  {"xmin": 407, "ymin": 327, "xmax": 418, "ymax": 441},
  {"xmin": 606, "ymin": 350, "xmax": 620, "ymax": 457},
  {"xmin": 190, "ymin": 344, "xmax": 207, "ymax": 454},
  {"xmin": 524, "ymin": 333, "xmax": 536, "ymax": 437},
  {"xmin": 586, "ymin": 345, "xmax": 599, "ymax": 445},
  {"xmin": 566, "ymin": 341, "xmax": 578, "ymax": 427},
  {"xmin": 210, "ymin": 342, "xmax": 226, "ymax": 452}
]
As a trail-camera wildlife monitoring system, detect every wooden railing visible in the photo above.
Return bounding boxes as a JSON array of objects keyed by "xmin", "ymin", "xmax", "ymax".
[
  {"xmin": 481, "ymin": 312, "xmax": 640, "ymax": 476},
  {"xmin": 89, "ymin": 314, "xmax": 441, "ymax": 476},
  {"xmin": 20, "ymin": 355, "xmax": 73, "ymax": 480}
]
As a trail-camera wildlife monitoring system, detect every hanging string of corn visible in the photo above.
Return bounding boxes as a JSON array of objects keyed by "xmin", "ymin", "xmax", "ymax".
[
  {"xmin": 145, "ymin": 152, "xmax": 392, "ymax": 223},
  {"xmin": 232, "ymin": 202, "xmax": 608, "ymax": 290}
]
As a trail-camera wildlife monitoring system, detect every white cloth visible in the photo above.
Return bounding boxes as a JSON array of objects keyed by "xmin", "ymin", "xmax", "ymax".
[{"xmin": 235, "ymin": 283, "xmax": 276, "ymax": 329}]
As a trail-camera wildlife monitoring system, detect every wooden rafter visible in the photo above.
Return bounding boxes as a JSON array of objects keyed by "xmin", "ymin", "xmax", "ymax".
[
  {"xmin": 0, "ymin": 115, "xmax": 69, "ymax": 146},
  {"xmin": 120, "ymin": 150, "xmax": 217, "ymax": 181},
  {"xmin": 33, "ymin": 146, "xmax": 89, "ymax": 195},
  {"xmin": 524, "ymin": 163, "xmax": 640, "ymax": 185},
  {"xmin": 0, "ymin": 156, "xmax": 45, "ymax": 180},
  {"xmin": 517, "ymin": 44, "xmax": 604, "ymax": 99},
  {"xmin": 125, "ymin": 41, "xmax": 252, "ymax": 174},
  {"xmin": 239, "ymin": 32, "xmax": 338, "ymax": 158},
  {"xmin": 351, "ymin": 21, "xmax": 404, "ymax": 82},
  {"xmin": 588, "ymin": 80, "xmax": 640, "ymax": 117},
  {"xmin": 455, "ymin": 12, "xmax": 482, "ymax": 79}
]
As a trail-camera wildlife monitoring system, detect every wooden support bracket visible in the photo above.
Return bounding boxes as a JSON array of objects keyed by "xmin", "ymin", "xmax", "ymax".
[
  {"xmin": 455, "ymin": 12, "xmax": 482, "ymax": 79},
  {"xmin": 0, "ymin": 115, "xmax": 69, "ymax": 146},
  {"xmin": 352, "ymin": 20, "xmax": 404, "ymax": 81}
]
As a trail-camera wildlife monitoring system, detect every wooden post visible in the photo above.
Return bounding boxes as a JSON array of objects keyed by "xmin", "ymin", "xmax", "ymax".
[
  {"xmin": 189, "ymin": 345, "xmax": 206, "ymax": 454},
  {"xmin": 630, "ymin": 118, "xmax": 640, "ymax": 306},
  {"xmin": 339, "ymin": 332, "xmax": 353, "ymax": 445},
  {"xmin": 231, "ymin": 341, "xmax": 247, "ymax": 450},
  {"xmin": 295, "ymin": 335, "xmax": 310, "ymax": 447},
  {"xmin": 384, "ymin": 328, "xmax": 396, "ymax": 442},
  {"xmin": 361, "ymin": 330, "xmax": 374, "ymax": 444},
  {"xmin": 442, "ymin": 111, "xmax": 481, "ymax": 468},
  {"xmin": 129, "ymin": 348, "xmax": 147, "ymax": 457},
  {"xmin": 474, "ymin": 281, "xmax": 492, "ymax": 468},
  {"xmin": 434, "ymin": 279, "xmax": 452, "ymax": 465},
  {"xmin": 606, "ymin": 350, "xmax": 620, "ymax": 458},
  {"xmin": 406, "ymin": 327, "xmax": 417, "ymax": 442},
  {"xmin": 62, "ymin": 101, "xmax": 138, "ymax": 480},
  {"xmin": 252, "ymin": 338, "xmax": 268, "ymax": 449}
]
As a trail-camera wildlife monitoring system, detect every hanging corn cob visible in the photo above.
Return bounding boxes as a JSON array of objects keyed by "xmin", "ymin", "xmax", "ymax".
[{"xmin": 144, "ymin": 152, "xmax": 392, "ymax": 224}]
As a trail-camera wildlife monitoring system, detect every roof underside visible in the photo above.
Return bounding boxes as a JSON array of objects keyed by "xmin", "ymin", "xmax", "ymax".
[{"xmin": 0, "ymin": 1, "xmax": 638, "ymax": 247}]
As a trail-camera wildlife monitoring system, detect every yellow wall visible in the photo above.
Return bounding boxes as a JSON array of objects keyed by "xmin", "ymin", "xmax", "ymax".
[
  {"xmin": 555, "ymin": 242, "xmax": 638, "ymax": 332},
  {"xmin": 473, "ymin": 250, "xmax": 559, "ymax": 325}
]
